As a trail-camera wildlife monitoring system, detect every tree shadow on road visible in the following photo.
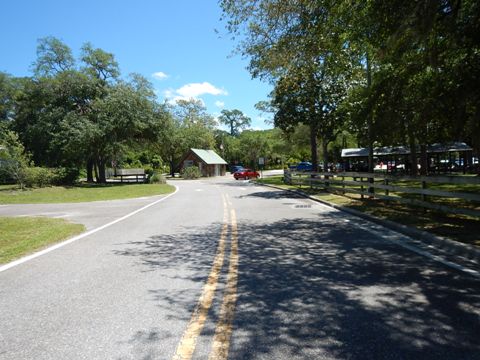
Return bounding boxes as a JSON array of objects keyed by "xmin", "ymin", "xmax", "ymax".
[
  {"xmin": 114, "ymin": 213, "xmax": 480, "ymax": 359},
  {"xmin": 238, "ymin": 189, "xmax": 305, "ymax": 200},
  {"xmin": 230, "ymin": 217, "xmax": 480, "ymax": 359}
]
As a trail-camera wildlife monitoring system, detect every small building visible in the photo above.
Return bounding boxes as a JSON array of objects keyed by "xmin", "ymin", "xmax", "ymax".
[{"xmin": 178, "ymin": 148, "xmax": 228, "ymax": 177}]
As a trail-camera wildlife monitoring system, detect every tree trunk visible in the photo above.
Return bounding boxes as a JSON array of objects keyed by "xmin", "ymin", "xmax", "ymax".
[
  {"xmin": 169, "ymin": 159, "xmax": 175, "ymax": 177},
  {"xmin": 474, "ymin": 107, "xmax": 480, "ymax": 175},
  {"xmin": 322, "ymin": 137, "xmax": 329, "ymax": 172},
  {"xmin": 97, "ymin": 158, "xmax": 107, "ymax": 183},
  {"xmin": 86, "ymin": 158, "xmax": 94, "ymax": 182},
  {"xmin": 407, "ymin": 123, "xmax": 418, "ymax": 176},
  {"xmin": 420, "ymin": 144, "xmax": 428, "ymax": 175},
  {"xmin": 94, "ymin": 160, "xmax": 99, "ymax": 182},
  {"xmin": 367, "ymin": 124, "xmax": 374, "ymax": 173},
  {"xmin": 366, "ymin": 52, "xmax": 374, "ymax": 173},
  {"xmin": 310, "ymin": 123, "xmax": 319, "ymax": 172}
]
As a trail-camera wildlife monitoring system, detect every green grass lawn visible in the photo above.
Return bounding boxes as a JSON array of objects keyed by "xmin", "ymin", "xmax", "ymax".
[
  {"xmin": 0, "ymin": 217, "xmax": 85, "ymax": 264},
  {"xmin": 0, "ymin": 183, "xmax": 175, "ymax": 204},
  {"xmin": 256, "ymin": 175, "xmax": 480, "ymax": 247}
]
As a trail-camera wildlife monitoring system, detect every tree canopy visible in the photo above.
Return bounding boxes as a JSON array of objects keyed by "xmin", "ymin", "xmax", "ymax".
[
  {"xmin": 220, "ymin": 0, "xmax": 480, "ymax": 175},
  {"xmin": 218, "ymin": 109, "xmax": 251, "ymax": 136},
  {"xmin": 6, "ymin": 38, "xmax": 165, "ymax": 182}
]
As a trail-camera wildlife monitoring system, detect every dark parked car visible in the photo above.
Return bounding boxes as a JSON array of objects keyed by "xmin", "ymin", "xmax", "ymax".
[
  {"xmin": 296, "ymin": 162, "xmax": 313, "ymax": 172},
  {"xmin": 230, "ymin": 165, "xmax": 244, "ymax": 173},
  {"xmin": 233, "ymin": 168, "xmax": 260, "ymax": 180}
]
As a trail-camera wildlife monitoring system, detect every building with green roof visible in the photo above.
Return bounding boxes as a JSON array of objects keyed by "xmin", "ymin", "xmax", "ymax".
[{"xmin": 178, "ymin": 148, "xmax": 228, "ymax": 177}]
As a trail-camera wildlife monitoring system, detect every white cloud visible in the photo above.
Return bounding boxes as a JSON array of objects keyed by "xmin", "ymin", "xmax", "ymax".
[
  {"xmin": 162, "ymin": 82, "xmax": 227, "ymax": 106},
  {"xmin": 152, "ymin": 71, "xmax": 169, "ymax": 80},
  {"xmin": 165, "ymin": 94, "xmax": 206, "ymax": 107},
  {"xmin": 176, "ymin": 82, "xmax": 228, "ymax": 98}
]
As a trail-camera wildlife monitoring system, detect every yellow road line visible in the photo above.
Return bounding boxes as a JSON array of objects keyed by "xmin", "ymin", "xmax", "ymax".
[
  {"xmin": 172, "ymin": 195, "xmax": 229, "ymax": 360},
  {"xmin": 208, "ymin": 207, "xmax": 239, "ymax": 360}
]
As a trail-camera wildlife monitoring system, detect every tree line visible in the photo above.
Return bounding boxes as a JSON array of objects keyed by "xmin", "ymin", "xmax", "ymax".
[
  {"xmin": 220, "ymin": 0, "xmax": 480, "ymax": 175},
  {"xmin": 1, "ymin": 37, "xmax": 320, "ymax": 185}
]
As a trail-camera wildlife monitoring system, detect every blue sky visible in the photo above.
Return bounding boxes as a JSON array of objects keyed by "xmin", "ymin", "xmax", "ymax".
[{"xmin": 0, "ymin": 0, "xmax": 273, "ymax": 129}]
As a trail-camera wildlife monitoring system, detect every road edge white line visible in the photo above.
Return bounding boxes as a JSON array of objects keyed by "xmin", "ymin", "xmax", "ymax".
[{"xmin": 0, "ymin": 185, "xmax": 179, "ymax": 273}]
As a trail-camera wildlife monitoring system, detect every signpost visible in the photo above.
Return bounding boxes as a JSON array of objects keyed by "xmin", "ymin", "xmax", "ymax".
[{"xmin": 258, "ymin": 157, "xmax": 265, "ymax": 178}]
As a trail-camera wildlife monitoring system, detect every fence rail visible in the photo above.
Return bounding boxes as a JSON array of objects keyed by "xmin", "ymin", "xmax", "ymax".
[
  {"xmin": 284, "ymin": 170, "xmax": 480, "ymax": 219},
  {"xmin": 106, "ymin": 168, "xmax": 146, "ymax": 183}
]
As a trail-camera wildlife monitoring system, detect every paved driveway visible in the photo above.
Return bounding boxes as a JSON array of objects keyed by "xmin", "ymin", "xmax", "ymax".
[{"xmin": 0, "ymin": 195, "xmax": 171, "ymax": 230}]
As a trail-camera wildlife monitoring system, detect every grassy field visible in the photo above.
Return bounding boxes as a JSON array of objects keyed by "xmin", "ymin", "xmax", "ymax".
[
  {"xmin": 0, "ymin": 183, "xmax": 175, "ymax": 204},
  {"xmin": 257, "ymin": 176, "xmax": 480, "ymax": 247},
  {"xmin": 0, "ymin": 217, "xmax": 85, "ymax": 264}
]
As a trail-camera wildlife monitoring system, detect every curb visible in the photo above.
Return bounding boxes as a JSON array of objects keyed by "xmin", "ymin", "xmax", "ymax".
[{"xmin": 256, "ymin": 182, "xmax": 480, "ymax": 265}]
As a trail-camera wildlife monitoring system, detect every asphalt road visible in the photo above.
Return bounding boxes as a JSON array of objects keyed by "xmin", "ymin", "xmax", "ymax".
[{"xmin": 1, "ymin": 177, "xmax": 479, "ymax": 360}]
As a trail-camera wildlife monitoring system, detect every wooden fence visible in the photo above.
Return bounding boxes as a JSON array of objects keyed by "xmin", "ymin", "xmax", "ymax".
[
  {"xmin": 106, "ymin": 168, "xmax": 146, "ymax": 183},
  {"xmin": 284, "ymin": 170, "xmax": 480, "ymax": 219}
]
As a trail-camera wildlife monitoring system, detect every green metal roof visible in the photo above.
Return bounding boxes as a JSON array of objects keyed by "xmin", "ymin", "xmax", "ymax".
[{"xmin": 191, "ymin": 149, "xmax": 228, "ymax": 165}]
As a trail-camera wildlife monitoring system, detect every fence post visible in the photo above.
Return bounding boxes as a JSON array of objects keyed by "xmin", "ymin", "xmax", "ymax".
[
  {"xmin": 421, "ymin": 180, "xmax": 427, "ymax": 202},
  {"xmin": 368, "ymin": 174, "xmax": 374, "ymax": 199},
  {"xmin": 361, "ymin": 177, "xmax": 364, "ymax": 199},
  {"xmin": 342, "ymin": 175, "xmax": 345, "ymax": 195},
  {"xmin": 384, "ymin": 177, "xmax": 389, "ymax": 204},
  {"xmin": 284, "ymin": 169, "xmax": 292, "ymax": 185}
]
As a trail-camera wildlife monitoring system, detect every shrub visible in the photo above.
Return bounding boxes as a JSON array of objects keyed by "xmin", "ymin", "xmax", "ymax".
[
  {"xmin": 149, "ymin": 173, "xmax": 167, "ymax": 184},
  {"xmin": 144, "ymin": 166, "xmax": 155, "ymax": 179},
  {"xmin": 54, "ymin": 167, "xmax": 80, "ymax": 185},
  {"xmin": 19, "ymin": 167, "xmax": 80, "ymax": 188},
  {"xmin": 181, "ymin": 166, "xmax": 201, "ymax": 179},
  {"xmin": 23, "ymin": 167, "xmax": 57, "ymax": 188},
  {"xmin": 0, "ymin": 128, "xmax": 30, "ymax": 188}
]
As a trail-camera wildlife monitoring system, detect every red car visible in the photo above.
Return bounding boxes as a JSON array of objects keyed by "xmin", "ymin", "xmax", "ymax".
[{"xmin": 233, "ymin": 168, "xmax": 260, "ymax": 180}]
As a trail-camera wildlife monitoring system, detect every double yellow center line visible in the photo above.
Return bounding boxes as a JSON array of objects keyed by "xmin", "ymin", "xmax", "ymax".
[{"xmin": 173, "ymin": 194, "xmax": 238, "ymax": 360}]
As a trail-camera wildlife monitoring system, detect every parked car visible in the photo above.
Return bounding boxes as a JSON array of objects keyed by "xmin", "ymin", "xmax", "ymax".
[
  {"xmin": 296, "ymin": 161, "xmax": 313, "ymax": 172},
  {"xmin": 230, "ymin": 165, "xmax": 244, "ymax": 173},
  {"xmin": 233, "ymin": 168, "xmax": 260, "ymax": 180}
]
